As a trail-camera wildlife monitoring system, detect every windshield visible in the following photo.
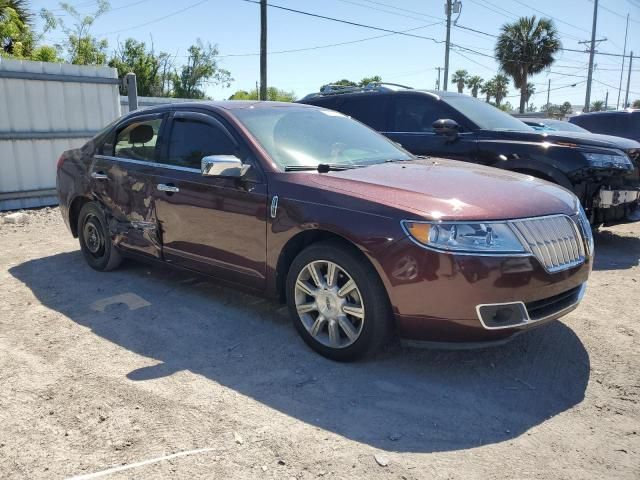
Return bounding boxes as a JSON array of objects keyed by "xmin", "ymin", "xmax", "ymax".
[
  {"xmin": 443, "ymin": 96, "xmax": 534, "ymax": 131},
  {"xmin": 234, "ymin": 106, "xmax": 412, "ymax": 169},
  {"xmin": 544, "ymin": 119, "xmax": 589, "ymax": 133}
]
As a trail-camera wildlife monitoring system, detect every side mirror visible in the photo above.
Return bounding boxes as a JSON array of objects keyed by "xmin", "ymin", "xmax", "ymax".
[
  {"xmin": 432, "ymin": 119, "xmax": 460, "ymax": 140},
  {"xmin": 201, "ymin": 155, "xmax": 250, "ymax": 178}
]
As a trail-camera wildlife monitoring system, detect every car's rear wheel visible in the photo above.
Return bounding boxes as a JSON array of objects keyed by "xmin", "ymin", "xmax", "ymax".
[
  {"xmin": 286, "ymin": 241, "xmax": 392, "ymax": 361},
  {"xmin": 78, "ymin": 202, "xmax": 122, "ymax": 271}
]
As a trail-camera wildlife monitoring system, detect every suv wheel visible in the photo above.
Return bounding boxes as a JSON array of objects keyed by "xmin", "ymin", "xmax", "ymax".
[
  {"xmin": 286, "ymin": 241, "xmax": 391, "ymax": 361},
  {"xmin": 78, "ymin": 202, "xmax": 122, "ymax": 271}
]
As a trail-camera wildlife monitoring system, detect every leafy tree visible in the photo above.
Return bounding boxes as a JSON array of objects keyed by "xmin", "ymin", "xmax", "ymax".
[
  {"xmin": 560, "ymin": 101, "xmax": 572, "ymax": 115},
  {"xmin": 590, "ymin": 100, "xmax": 604, "ymax": 112},
  {"xmin": 495, "ymin": 16, "xmax": 560, "ymax": 114},
  {"xmin": 492, "ymin": 74, "xmax": 509, "ymax": 106},
  {"xmin": 108, "ymin": 39, "xmax": 172, "ymax": 96},
  {"xmin": 480, "ymin": 78, "xmax": 495, "ymax": 102},
  {"xmin": 321, "ymin": 76, "xmax": 382, "ymax": 91},
  {"xmin": 451, "ymin": 69, "xmax": 468, "ymax": 94},
  {"xmin": 358, "ymin": 75, "xmax": 382, "ymax": 86},
  {"xmin": 466, "ymin": 75, "xmax": 483, "ymax": 98},
  {"xmin": 632, "ymin": 99, "xmax": 640, "ymax": 109},
  {"xmin": 1, "ymin": 0, "xmax": 33, "ymax": 56},
  {"xmin": 172, "ymin": 40, "xmax": 232, "ymax": 99},
  {"xmin": 526, "ymin": 103, "xmax": 537, "ymax": 113},
  {"xmin": 30, "ymin": 44, "xmax": 61, "ymax": 62},
  {"xmin": 495, "ymin": 101, "xmax": 514, "ymax": 112},
  {"xmin": 228, "ymin": 86, "xmax": 296, "ymax": 102},
  {"xmin": 42, "ymin": 0, "xmax": 109, "ymax": 65}
]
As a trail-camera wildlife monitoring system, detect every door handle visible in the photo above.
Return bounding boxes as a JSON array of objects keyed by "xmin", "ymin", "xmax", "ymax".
[
  {"xmin": 91, "ymin": 171, "xmax": 108, "ymax": 180},
  {"xmin": 157, "ymin": 183, "xmax": 180, "ymax": 193}
]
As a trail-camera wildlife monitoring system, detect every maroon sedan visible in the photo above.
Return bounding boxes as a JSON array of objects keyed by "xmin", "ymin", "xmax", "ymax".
[{"xmin": 56, "ymin": 102, "xmax": 593, "ymax": 360}]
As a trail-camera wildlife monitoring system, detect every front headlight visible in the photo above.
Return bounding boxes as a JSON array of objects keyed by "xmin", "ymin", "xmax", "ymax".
[
  {"xmin": 401, "ymin": 220, "xmax": 527, "ymax": 254},
  {"xmin": 583, "ymin": 152, "xmax": 632, "ymax": 169}
]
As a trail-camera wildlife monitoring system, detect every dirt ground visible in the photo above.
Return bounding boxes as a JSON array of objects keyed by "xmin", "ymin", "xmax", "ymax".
[{"xmin": 0, "ymin": 207, "xmax": 638, "ymax": 480}]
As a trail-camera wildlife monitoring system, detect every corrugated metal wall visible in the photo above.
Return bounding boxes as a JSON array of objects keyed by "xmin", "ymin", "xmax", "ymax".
[
  {"xmin": 120, "ymin": 95, "xmax": 199, "ymax": 114},
  {"xmin": 0, "ymin": 58, "xmax": 121, "ymax": 211}
]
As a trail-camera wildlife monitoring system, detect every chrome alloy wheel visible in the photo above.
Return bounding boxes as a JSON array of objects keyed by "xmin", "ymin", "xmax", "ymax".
[{"xmin": 294, "ymin": 260, "xmax": 365, "ymax": 349}]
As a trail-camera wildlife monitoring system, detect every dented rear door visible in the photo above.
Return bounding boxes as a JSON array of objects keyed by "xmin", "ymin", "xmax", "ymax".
[{"xmin": 91, "ymin": 113, "xmax": 167, "ymax": 258}]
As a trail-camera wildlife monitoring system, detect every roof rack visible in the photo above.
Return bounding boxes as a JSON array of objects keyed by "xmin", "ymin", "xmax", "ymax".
[{"xmin": 301, "ymin": 82, "xmax": 413, "ymax": 100}]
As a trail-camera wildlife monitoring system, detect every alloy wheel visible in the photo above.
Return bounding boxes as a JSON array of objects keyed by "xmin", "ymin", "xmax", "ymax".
[{"xmin": 294, "ymin": 260, "xmax": 365, "ymax": 349}]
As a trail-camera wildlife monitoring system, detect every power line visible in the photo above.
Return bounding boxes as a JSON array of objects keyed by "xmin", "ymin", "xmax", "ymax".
[
  {"xmin": 335, "ymin": 0, "xmax": 440, "ymax": 23},
  {"xmin": 509, "ymin": 0, "xmax": 591, "ymax": 35}
]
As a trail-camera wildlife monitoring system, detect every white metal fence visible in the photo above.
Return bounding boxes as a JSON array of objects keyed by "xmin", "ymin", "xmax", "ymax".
[{"xmin": 0, "ymin": 58, "xmax": 120, "ymax": 210}]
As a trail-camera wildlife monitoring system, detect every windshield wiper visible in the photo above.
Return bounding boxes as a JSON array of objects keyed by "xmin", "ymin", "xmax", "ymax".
[{"xmin": 284, "ymin": 163, "xmax": 365, "ymax": 173}]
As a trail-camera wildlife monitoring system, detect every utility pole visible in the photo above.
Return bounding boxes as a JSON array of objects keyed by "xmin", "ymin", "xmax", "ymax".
[
  {"xmin": 259, "ymin": 0, "xmax": 267, "ymax": 101},
  {"xmin": 616, "ymin": 14, "xmax": 629, "ymax": 109},
  {"xmin": 625, "ymin": 51, "xmax": 633, "ymax": 108},
  {"xmin": 582, "ymin": 0, "xmax": 600, "ymax": 112},
  {"xmin": 604, "ymin": 90, "xmax": 608, "ymax": 110},
  {"xmin": 436, "ymin": 67, "xmax": 442, "ymax": 90},
  {"xmin": 443, "ymin": 0, "xmax": 452, "ymax": 91},
  {"xmin": 546, "ymin": 79, "xmax": 551, "ymax": 110}
]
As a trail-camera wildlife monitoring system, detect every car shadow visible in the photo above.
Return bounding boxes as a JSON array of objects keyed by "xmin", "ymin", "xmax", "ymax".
[
  {"xmin": 593, "ymin": 228, "xmax": 640, "ymax": 270},
  {"xmin": 10, "ymin": 251, "xmax": 590, "ymax": 454}
]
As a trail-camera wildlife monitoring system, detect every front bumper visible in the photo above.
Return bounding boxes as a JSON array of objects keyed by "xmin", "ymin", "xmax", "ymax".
[
  {"xmin": 592, "ymin": 187, "xmax": 640, "ymax": 225},
  {"xmin": 373, "ymin": 237, "xmax": 592, "ymax": 344}
]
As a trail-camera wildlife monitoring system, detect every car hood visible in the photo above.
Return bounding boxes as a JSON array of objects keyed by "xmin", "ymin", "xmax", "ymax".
[
  {"xmin": 480, "ymin": 129, "xmax": 640, "ymax": 151},
  {"xmin": 308, "ymin": 159, "xmax": 577, "ymax": 221}
]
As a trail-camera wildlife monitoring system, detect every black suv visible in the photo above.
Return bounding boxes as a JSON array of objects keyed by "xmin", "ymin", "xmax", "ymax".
[
  {"xmin": 569, "ymin": 109, "xmax": 640, "ymax": 143},
  {"xmin": 299, "ymin": 85, "xmax": 640, "ymax": 225}
]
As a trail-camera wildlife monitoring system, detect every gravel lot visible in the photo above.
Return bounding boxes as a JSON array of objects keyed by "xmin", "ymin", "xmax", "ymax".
[{"xmin": 0, "ymin": 207, "xmax": 638, "ymax": 479}]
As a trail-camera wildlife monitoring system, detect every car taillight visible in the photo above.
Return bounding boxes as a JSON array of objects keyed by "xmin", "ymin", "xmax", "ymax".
[{"xmin": 57, "ymin": 154, "xmax": 65, "ymax": 170}]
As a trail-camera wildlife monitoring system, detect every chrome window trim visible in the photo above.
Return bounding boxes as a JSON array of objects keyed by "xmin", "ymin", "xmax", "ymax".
[
  {"xmin": 94, "ymin": 154, "xmax": 200, "ymax": 174},
  {"xmin": 475, "ymin": 283, "xmax": 587, "ymax": 330}
]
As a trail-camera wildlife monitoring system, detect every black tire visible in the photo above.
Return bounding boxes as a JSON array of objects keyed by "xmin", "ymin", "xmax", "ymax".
[
  {"xmin": 286, "ymin": 240, "xmax": 392, "ymax": 361},
  {"xmin": 77, "ymin": 202, "xmax": 122, "ymax": 272}
]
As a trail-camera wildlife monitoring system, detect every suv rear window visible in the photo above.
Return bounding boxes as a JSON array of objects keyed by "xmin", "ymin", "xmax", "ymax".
[
  {"xmin": 315, "ymin": 94, "xmax": 390, "ymax": 131},
  {"xmin": 571, "ymin": 113, "xmax": 639, "ymax": 139}
]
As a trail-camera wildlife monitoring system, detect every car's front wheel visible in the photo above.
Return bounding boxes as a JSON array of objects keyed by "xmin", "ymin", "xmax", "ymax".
[
  {"xmin": 77, "ymin": 202, "xmax": 122, "ymax": 271},
  {"xmin": 286, "ymin": 241, "xmax": 392, "ymax": 361}
]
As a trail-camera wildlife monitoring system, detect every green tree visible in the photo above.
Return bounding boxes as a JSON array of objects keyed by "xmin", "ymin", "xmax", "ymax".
[
  {"xmin": 466, "ymin": 75, "xmax": 483, "ymax": 98},
  {"xmin": 495, "ymin": 16, "xmax": 560, "ymax": 114},
  {"xmin": 451, "ymin": 69, "xmax": 468, "ymax": 94},
  {"xmin": 358, "ymin": 75, "xmax": 382, "ymax": 86},
  {"xmin": 480, "ymin": 79, "xmax": 495, "ymax": 102},
  {"xmin": 228, "ymin": 86, "xmax": 296, "ymax": 102},
  {"xmin": 492, "ymin": 74, "xmax": 509, "ymax": 106},
  {"xmin": 43, "ymin": 0, "xmax": 109, "ymax": 65},
  {"xmin": 321, "ymin": 76, "xmax": 382, "ymax": 91},
  {"xmin": 632, "ymin": 99, "xmax": 640, "ymax": 109},
  {"xmin": 109, "ymin": 39, "xmax": 171, "ymax": 96},
  {"xmin": 526, "ymin": 102, "xmax": 537, "ymax": 113},
  {"xmin": 30, "ymin": 44, "xmax": 61, "ymax": 62},
  {"xmin": 591, "ymin": 100, "xmax": 604, "ymax": 112},
  {"xmin": 172, "ymin": 40, "xmax": 232, "ymax": 99},
  {"xmin": 524, "ymin": 82, "xmax": 535, "ymax": 109},
  {"xmin": 1, "ymin": 0, "xmax": 33, "ymax": 56},
  {"xmin": 560, "ymin": 101, "xmax": 572, "ymax": 115}
]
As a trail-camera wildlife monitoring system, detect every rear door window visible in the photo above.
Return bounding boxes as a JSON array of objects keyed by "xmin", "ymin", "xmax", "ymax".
[
  {"xmin": 113, "ymin": 118, "xmax": 163, "ymax": 162},
  {"xmin": 392, "ymin": 95, "xmax": 446, "ymax": 133},
  {"xmin": 333, "ymin": 94, "xmax": 391, "ymax": 131},
  {"xmin": 166, "ymin": 119, "xmax": 236, "ymax": 170}
]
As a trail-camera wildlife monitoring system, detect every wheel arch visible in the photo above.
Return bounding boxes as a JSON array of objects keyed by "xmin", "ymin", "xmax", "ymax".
[
  {"xmin": 275, "ymin": 229, "xmax": 380, "ymax": 303},
  {"xmin": 68, "ymin": 195, "xmax": 92, "ymax": 238}
]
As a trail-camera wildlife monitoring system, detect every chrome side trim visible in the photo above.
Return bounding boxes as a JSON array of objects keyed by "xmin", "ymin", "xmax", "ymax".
[
  {"xmin": 94, "ymin": 154, "xmax": 201, "ymax": 174},
  {"xmin": 475, "ymin": 283, "xmax": 587, "ymax": 331}
]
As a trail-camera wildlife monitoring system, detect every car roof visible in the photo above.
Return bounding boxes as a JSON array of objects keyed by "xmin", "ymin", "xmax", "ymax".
[
  {"xmin": 300, "ymin": 84, "xmax": 469, "ymax": 102},
  {"xmin": 572, "ymin": 109, "xmax": 639, "ymax": 118}
]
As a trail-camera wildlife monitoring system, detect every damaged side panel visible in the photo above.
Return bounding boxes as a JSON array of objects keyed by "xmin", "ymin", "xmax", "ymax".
[{"xmin": 92, "ymin": 154, "xmax": 162, "ymax": 259}]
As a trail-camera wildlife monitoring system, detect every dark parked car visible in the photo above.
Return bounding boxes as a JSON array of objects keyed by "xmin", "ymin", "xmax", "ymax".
[
  {"xmin": 569, "ymin": 109, "xmax": 640, "ymax": 142},
  {"xmin": 299, "ymin": 85, "xmax": 640, "ymax": 226},
  {"xmin": 522, "ymin": 118, "xmax": 590, "ymax": 133},
  {"xmin": 57, "ymin": 101, "xmax": 593, "ymax": 360}
]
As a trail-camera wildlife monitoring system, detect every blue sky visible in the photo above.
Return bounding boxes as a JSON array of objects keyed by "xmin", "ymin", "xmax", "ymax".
[{"xmin": 32, "ymin": 0, "xmax": 640, "ymax": 108}]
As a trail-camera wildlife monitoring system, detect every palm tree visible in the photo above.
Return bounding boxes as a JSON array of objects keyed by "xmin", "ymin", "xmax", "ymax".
[
  {"xmin": 495, "ymin": 16, "xmax": 560, "ymax": 114},
  {"xmin": 481, "ymin": 79, "xmax": 495, "ymax": 103},
  {"xmin": 0, "ymin": 0, "xmax": 33, "ymax": 54},
  {"xmin": 524, "ymin": 82, "xmax": 535, "ymax": 109},
  {"xmin": 591, "ymin": 100, "xmax": 604, "ymax": 112},
  {"xmin": 451, "ymin": 69, "xmax": 468, "ymax": 94},
  {"xmin": 466, "ymin": 75, "xmax": 483, "ymax": 98},
  {"xmin": 0, "ymin": 0, "xmax": 31, "ymax": 23},
  {"xmin": 493, "ymin": 74, "xmax": 509, "ymax": 106}
]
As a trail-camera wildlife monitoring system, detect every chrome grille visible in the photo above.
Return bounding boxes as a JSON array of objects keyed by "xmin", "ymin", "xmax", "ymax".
[{"xmin": 510, "ymin": 215, "xmax": 586, "ymax": 273}]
